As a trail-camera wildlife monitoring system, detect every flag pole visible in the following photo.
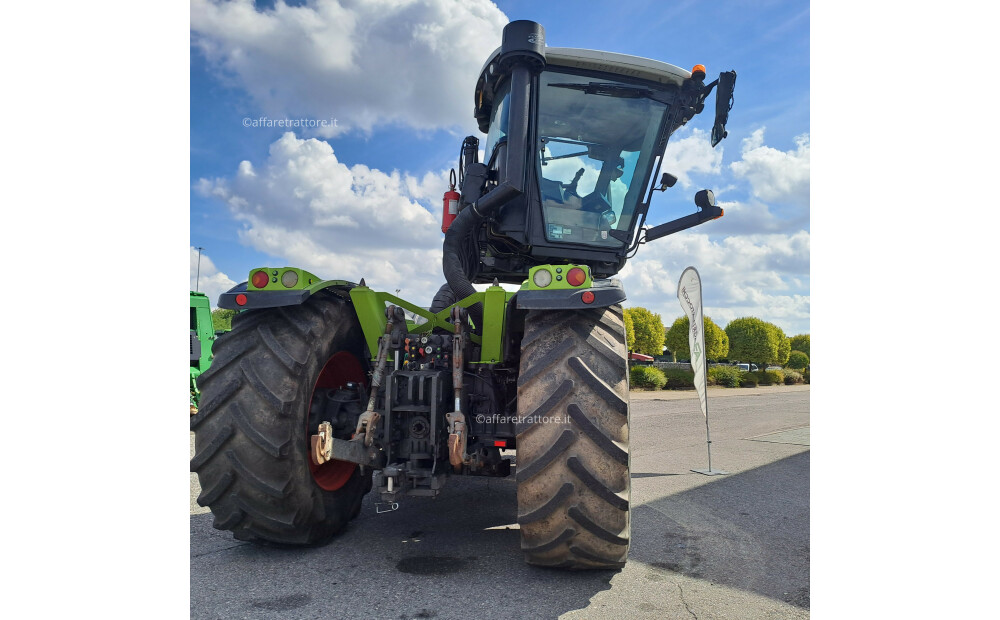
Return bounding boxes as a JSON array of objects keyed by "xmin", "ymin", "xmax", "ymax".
[
  {"xmin": 677, "ymin": 266, "xmax": 726, "ymax": 476},
  {"xmin": 704, "ymin": 337, "xmax": 716, "ymax": 472},
  {"xmin": 691, "ymin": 352, "xmax": 724, "ymax": 476}
]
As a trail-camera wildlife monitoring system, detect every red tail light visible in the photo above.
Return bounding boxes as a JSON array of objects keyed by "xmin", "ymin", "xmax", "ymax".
[
  {"xmin": 494, "ymin": 440, "xmax": 507, "ymax": 447},
  {"xmin": 251, "ymin": 270, "xmax": 269, "ymax": 288},
  {"xmin": 581, "ymin": 291, "xmax": 595, "ymax": 304},
  {"xmin": 567, "ymin": 267, "xmax": 586, "ymax": 286},
  {"xmin": 235, "ymin": 294, "xmax": 248, "ymax": 306}
]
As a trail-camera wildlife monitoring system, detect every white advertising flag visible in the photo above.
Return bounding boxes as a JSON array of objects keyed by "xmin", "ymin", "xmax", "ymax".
[{"xmin": 677, "ymin": 266, "xmax": 707, "ymax": 420}]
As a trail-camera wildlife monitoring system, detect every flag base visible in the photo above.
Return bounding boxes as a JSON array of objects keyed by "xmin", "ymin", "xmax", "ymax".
[{"xmin": 691, "ymin": 468, "xmax": 728, "ymax": 476}]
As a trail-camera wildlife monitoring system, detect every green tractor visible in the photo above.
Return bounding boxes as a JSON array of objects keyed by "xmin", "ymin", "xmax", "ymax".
[
  {"xmin": 189, "ymin": 291, "xmax": 216, "ymax": 414},
  {"xmin": 191, "ymin": 20, "xmax": 736, "ymax": 569}
]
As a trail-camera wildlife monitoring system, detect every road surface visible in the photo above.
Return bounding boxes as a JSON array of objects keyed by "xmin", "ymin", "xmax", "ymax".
[{"xmin": 191, "ymin": 385, "xmax": 809, "ymax": 619}]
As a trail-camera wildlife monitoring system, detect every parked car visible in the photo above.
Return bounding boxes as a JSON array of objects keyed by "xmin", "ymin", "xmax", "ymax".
[{"xmin": 736, "ymin": 363, "xmax": 759, "ymax": 372}]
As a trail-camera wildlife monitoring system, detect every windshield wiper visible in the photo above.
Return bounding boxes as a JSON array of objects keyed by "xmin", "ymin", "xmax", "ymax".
[{"xmin": 549, "ymin": 82, "xmax": 674, "ymax": 103}]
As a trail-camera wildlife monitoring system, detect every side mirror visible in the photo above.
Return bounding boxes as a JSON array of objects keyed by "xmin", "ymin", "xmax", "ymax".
[
  {"xmin": 694, "ymin": 189, "xmax": 716, "ymax": 209},
  {"xmin": 711, "ymin": 71, "xmax": 737, "ymax": 147}
]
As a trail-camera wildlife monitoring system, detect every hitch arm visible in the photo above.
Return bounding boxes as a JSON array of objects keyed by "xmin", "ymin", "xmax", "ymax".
[
  {"xmin": 311, "ymin": 422, "xmax": 384, "ymax": 468},
  {"xmin": 355, "ymin": 304, "xmax": 403, "ymax": 446}
]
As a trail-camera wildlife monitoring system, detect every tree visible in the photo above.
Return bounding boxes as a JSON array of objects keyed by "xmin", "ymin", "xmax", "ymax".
[
  {"xmin": 212, "ymin": 308, "xmax": 237, "ymax": 332},
  {"xmin": 774, "ymin": 326, "xmax": 790, "ymax": 367},
  {"xmin": 789, "ymin": 334, "xmax": 810, "ymax": 359},
  {"xmin": 664, "ymin": 316, "xmax": 729, "ymax": 362},
  {"xmin": 786, "ymin": 350, "xmax": 809, "ymax": 370},
  {"xmin": 624, "ymin": 307, "xmax": 664, "ymax": 357},
  {"xmin": 623, "ymin": 309, "xmax": 635, "ymax": 352},
  {"xmin": 725, "ymin": 317, "xmax": 787, "ymax": 370}
]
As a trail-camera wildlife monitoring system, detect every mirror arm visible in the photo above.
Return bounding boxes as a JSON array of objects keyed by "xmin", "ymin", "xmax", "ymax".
[
  {"xmin": 644, "ymin": 205, "xmax": 724, "ymax": 243},
  {"xmin": 702, "ymin": 78, "xmax": 720, "ymax": 98}
]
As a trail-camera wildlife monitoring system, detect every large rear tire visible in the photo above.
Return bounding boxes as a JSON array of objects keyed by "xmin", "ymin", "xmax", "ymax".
[
  {"xmin": 190, "ymin": 290, "xmax": 372, "ymax": 545},
  {"xmin": 429, "ymin": 283, "xmax": 457, "ymax": 313},
  {"xmin": 516, "ymin": 305, "xmax": 630, "ymax": 569}
]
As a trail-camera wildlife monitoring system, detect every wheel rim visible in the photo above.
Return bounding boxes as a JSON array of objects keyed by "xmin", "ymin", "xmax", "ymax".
[{"xmin": 308, "ymin": 351, "xmax": 367, "ymax": 491}]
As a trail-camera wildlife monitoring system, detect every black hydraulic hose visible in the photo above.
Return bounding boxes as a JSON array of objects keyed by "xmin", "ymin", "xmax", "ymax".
[{"xmin": 442, "ymin": 182, "xmax": 521, "ymax": 333}]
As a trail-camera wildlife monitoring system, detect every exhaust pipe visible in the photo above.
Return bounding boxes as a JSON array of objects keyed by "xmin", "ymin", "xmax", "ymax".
[{"xmin": 441, "ymin": 21, "xmax": 545, "ymax": 333}]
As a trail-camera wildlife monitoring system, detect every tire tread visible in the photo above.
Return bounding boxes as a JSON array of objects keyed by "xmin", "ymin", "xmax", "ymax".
[
  {"xmin": 191, "ymin": 291, "xmax": 371, "ymax": 546},
  {"xmin": 516, "ymin": 305, "xmax": 630, "ymax": 569}
]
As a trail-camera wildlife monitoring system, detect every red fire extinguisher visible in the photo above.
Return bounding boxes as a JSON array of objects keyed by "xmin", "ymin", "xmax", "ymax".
[{"xmin": 442, "ymin": 168, "xmax": 460, "ymax": 233}]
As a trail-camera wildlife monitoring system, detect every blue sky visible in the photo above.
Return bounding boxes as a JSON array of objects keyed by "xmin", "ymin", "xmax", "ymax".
[{"xmin": 190, "ymin": 0, "xmax": 810, "ymax": 336}]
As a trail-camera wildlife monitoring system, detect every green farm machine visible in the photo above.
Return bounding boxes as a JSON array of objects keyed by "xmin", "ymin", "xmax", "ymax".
[
  {"xmin": 191, "ymin": 21, "xmax": 735, "ymax": 569},
  {"xmin": 189, "ymin": 291, "xmax": 215, "ymax": 414}
]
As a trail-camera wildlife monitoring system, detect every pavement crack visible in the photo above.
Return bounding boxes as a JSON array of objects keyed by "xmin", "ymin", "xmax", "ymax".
[{"xmin": 676, "ymin": 581, "xmax": 697, "ymax": 619}]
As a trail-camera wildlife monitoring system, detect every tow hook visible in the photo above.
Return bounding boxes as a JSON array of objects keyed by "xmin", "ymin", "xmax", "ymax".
[
  {"xmin": 445, "ymin": 411, "xmax": 469, "ymax": 471},
  {"xmin": 375, "ymin": 466, "xmax": 402, "ymax": 514}
]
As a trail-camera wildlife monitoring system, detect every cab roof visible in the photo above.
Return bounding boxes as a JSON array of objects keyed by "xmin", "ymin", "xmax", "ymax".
[
  {"xmin": 474, "ymin": 47, "xmax": 693, "ymax": 132},
  {"xmin": 477, "ymin": 46, "xmax": 691, "ymax": 87}
]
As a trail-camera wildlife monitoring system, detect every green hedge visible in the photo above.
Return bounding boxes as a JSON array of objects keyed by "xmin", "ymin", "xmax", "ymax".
[
  {"xmin": 662, "ymin": 368, "xmax": 695, "ymax": 388},
  {"xmin": 754, "ymin": 369, "xmax": 785, "ymax": 386},
  {"xmin": 783, "ymin": 370, "xmax": 803, "ymax": 385},
  {"xmin": 708, "ymin": 365, "xmax": 743, "ymax": 388},
  {"xmin": 629, "ymin": 364, "xmax": 807, "ymax": 390},
  {"xmin": 630, "ymin": 366, "xmax": 666, "ymax": 389}
]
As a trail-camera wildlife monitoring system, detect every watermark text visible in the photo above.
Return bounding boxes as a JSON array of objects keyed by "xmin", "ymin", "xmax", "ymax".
[
  {"xmin": 475, "ymin": 414, "xmax": 568, "ymax": 425},
  {"xmin": 243, "ymin": 116, "xmax": 338, "ymax": 129}
]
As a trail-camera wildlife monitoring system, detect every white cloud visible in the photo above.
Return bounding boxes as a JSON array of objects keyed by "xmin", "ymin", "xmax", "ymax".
[
  {"xmin": 730, "ymin": 128, "xmax": 810, "ymax": 206},
  {"xmin": 190, "ymin": 247, "xmax": 237, "ymax": 309},
  {"xmin": 196, "ymin": 132, "xmax": 449, "ymax": 305},
  {"xmin": 659, "ymin": 128, "xmax": 724, "ymax": 188},
  {"xmin": 405, "ymin": 169, "xmax": 453, "ymax": 204},
  {"xmin": 191, "ymin": 0, "xmax": 507, "ymax": 136},
  {"xmin": 620, "ymin": 231, "xmax": 810, "ymax": 335},
  {"xmin": 701, "ymin": 198, "xmax": 809, "ymax": 236}
]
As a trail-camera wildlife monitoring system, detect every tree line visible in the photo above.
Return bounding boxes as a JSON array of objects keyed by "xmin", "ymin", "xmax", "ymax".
[
  {"xmin": 623, "ymin": 307, "xmax": 810, "ymax": 371},
  {"xmin": 214, "ymin": 306, "xmax": 810, "ymax": 371}
]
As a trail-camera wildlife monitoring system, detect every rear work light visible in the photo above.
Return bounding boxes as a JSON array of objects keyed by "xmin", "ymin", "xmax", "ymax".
[
  {"xmin": 532, "ymin": 268, "xmax": 553, "ymax": 288},
  {"xmin": 251, "ymin": 270, "xmax": 269, "ymax": 288},
  {"xmin": 567, "ymin": 267, "xmax": 586, "ymax": 287}
]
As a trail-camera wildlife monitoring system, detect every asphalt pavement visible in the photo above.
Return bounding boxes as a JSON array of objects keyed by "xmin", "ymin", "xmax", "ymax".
[{"xmin": 191, "ymin": 385, "xmax": 809, "ymax": 619}]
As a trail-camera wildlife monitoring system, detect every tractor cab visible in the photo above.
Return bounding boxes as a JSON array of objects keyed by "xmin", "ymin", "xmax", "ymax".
[{"xmin": 450, "ymin": 21, "xmax": 735, "ymax": 286}]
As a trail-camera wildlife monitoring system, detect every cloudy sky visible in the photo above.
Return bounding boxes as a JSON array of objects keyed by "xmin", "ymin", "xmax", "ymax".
[{"xmin": 190, "ymin": 0, "xmax": 810, "ymax": 336}]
